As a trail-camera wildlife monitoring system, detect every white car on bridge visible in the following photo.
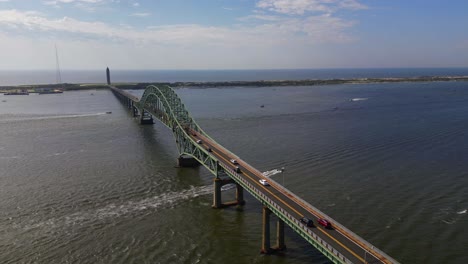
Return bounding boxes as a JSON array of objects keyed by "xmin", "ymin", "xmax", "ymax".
[{"xmin": 259, "ymin": 179, "xmax": 269, "ymax": 186}]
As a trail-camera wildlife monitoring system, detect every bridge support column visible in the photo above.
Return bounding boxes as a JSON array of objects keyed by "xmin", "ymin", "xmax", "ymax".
[
  {"xmin": 140, "ymin": 110, "xmax": 154, "ymax": 125},
  {"xmin": 177, "ymin": 156, "xmax": 200, "ymax": 167},
  {"xmin": 212, "ymin": 178, "xmax": 222, "ymax": 209},
  {"xmin": 212, "ymin": 178, "xmax": 244, "ymax": 209},
  {"xmin": 132, "ymin": 106, "xmax": 139, "ymax": 117},
  {"xmin": 236, "ymin": 184, "xmax": 245, "ymax": 206},
  {"xmin": 273, "ymin": 219, "xmax": 286, "ymax": 251},
  {"xmin": 261, "ymin": 206, "xmax": 272, "ymax": 254}
]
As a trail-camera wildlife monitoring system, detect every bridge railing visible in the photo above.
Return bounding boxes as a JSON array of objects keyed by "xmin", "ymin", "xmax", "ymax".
[
  {"xmin": 218, "ymin": 145, "xmax": 397, "ymax": 264},
  {"xmin": 110, "ymin": 84, "xmax": 398, "ymax": 264},
  {"xmin": 109, "ymin": 86, "xmax": 140, "ymax": 102},
  {"xmin": 265, "ymin": 177, "xmax": 399, "ymax": 264},
  {"xmin": 218, "ymin": 162, "xmax": 353, "ymax": 264}
]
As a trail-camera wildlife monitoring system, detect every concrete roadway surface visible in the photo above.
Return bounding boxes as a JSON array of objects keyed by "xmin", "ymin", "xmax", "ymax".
[{"xmin": 190, "ymin": 130, "xmax": 390, "ymax": 264}]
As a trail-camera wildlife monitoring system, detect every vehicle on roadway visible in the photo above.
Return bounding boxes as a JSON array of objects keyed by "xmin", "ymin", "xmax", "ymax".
[
  {"xmin": 230, "ymin": 159, "xmax": 238, "ymax": 164},
  {"xmin": 234, "ymin": 166, "xmax": 241, "ymax": 173},
  {"xmin": 259, "ymin": 179, "xmax": 269, "ymax": 186},
  {"xmin": 318, "ymin": 218, "xmax": 332, "ymax": 229},
  {"xmin": 206, "ymin": 147, "xmax": 212, "ymax": 152},
  {"xmin": 196, "ymin": 140, "xmax": 202, "ymax": 144},
  {"xmin": 300, "ymin": 217, "xmax": 314, "ymax": 227}
]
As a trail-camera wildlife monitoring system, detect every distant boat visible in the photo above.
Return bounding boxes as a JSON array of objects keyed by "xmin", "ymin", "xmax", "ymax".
[
  {"xmin": 106, "ymin": 111, "xmax": 112, "ymax": 114},
  {"xmin": 38, "ymin": 89, "xmax": 63, "ymax": 94},
  {"xmin": 4, "ymin": 89, "xmax": 29, "ymax": 95}
]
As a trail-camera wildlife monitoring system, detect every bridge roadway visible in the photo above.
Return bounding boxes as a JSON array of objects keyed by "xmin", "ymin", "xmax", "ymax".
[
  {"xmin": 191, "ymin": 130, "xmax": 388, "ymax": 264},
  {"xmin": 108, "ymin": 85, "xmax": 398, "ymax": 263}
]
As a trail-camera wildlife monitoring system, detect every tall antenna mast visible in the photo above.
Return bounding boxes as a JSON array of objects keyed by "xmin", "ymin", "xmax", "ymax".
[{"xmin": 55, "ymin": 44, "xmax": 62, "ymax": 86}]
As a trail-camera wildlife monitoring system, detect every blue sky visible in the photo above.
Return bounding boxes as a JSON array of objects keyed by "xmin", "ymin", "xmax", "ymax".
[{"xmin": 0, "ymin": 0, "xmax": 467, "ymax": 70}]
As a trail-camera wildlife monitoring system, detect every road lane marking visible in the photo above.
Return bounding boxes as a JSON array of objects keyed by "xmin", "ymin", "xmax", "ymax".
[
  {"xmin": 316, "ymin": 227, "xmax": 366, "ymax": 263},
  {"xmin": 214, "ymin": 151, "xmax": 371, "ymax": 263},
  {"xmin": 214, "ymin": 152, "xmax": 304, "ymax": 216},
  {"xmin": 192, "ymin": 133, "xmax": 384, "ymax": 263}
]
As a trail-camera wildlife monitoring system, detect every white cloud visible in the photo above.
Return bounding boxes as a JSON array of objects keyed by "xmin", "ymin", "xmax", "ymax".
[
  {"xmin": 256, "ymin": 0, "xmax": 367, "ymax": 15},
  {"xmin": 44, "ymin": 0, "xmax": 104, "ymax": 5},
  {"xmin": 0, "ymin": 8, "xmax": 362, "ymax": 70},
  {"xmin": 238, "ymin": 14, "xmax": 283, "ymax": 22},
  {"xmin": 132, "ymin": 2, "xmax": 140, "ymax": 7},
  {"xmin": 0, "ymin": 9, "xmax": 355, "ymax": 45},
  {"xmin": 130, "ymin": 12, "xmax": 150, "ymax": 17}
]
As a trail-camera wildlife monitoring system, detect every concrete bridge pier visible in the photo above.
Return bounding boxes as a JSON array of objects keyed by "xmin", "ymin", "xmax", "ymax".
[
  {"xmin": 132, "ymin": 105, "xmax": 139, "ymax": 117},
  {"xmin": 212, "ymin": 178, "xmax": 245, "ymax": 208},
  {"xmin": 261, "ymin": 206, "xmax": 286, "ymax": 254},
  {"xmin": 127, "ymin": 99, "xmax": 133, "ymax": 109},
  {"xmin": 140, "ymin": 110, "xmax": 154, "ymax": 125},
  {"xmin": 177, "ymin": 156, "xmax": 200, "ymax": 167},
  {"xmin": 236, "ymin": 183, "xmax": 245, "ymax": 206},
  {"xmin": 261, "ymin": 206, "xmax": 272, "ymax": 254},
  {"xmin": 212, "ymin": 178, "xmax": 222, "ymax": 208},
  {"xmin": 273, "ymin": 219, "xmax": 286, "ymax": 251}
]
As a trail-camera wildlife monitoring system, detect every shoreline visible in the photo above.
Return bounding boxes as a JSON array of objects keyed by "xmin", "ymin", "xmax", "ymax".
[{"xmin": 1, "ymin": 75, "xmax": 468, "ymax": 92}]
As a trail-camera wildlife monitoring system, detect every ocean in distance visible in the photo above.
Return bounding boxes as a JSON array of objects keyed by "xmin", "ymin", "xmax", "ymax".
[
  {"xmin": 1, "ymin": 69, "xmax": 468, "ymax": 264},
  {"xmin": 1, "ymin": 68, "xmax": 468, "ymax": 86}
]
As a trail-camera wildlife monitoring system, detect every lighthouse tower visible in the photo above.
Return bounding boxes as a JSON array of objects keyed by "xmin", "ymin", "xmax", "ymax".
[{"xmin": 106, "ymin": 67, "xmax": 111, "ymax": 85}]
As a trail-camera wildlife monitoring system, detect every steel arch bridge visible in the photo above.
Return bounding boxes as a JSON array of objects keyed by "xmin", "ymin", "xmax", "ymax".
[
  {"xmin": 112, "ymin": 84, "xmax": 221, "ymax": 175},
  {"xmin": 109, "ymin": 84, "xmax": 399, "ymax": 264}
]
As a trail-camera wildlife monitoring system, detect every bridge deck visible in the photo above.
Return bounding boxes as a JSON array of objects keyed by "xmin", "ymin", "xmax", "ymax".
[
  {"xmin": 192, "ymin": 130, "xmax": 392, "ymax": 264},
  {"xmin": 110, "ymin": 85, "xmax": 399, "ymax": 264}
]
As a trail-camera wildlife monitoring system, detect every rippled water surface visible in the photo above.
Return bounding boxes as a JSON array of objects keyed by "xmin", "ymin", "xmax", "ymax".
[{"xmin": 1, "ymin": 82, "xmax": 468, "ymax": 263}]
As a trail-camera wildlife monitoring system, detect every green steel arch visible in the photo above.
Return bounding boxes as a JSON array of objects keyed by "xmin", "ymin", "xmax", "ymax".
[
  {"xmin": 135, "ymin": 85, "xmax": 220, "ymax": 176},
  {"xmin": 110, "ymin": 84, "xmax": 399, "ymax": 264}
]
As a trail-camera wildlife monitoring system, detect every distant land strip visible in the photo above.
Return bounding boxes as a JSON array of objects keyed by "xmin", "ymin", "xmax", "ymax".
[{"xmin": 1, "ymin": 76, "xmax": 468, "ymax": 92}]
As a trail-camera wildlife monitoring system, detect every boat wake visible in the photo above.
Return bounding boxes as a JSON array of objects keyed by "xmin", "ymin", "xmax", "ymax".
[
  {"xmin": 221, "ymin": 183, "xmax": 236, "ymax": 191},
  {"xmin": 0, "ymin": 156, "xmax": 20, "ymax": 160},
  {"xmin": 262, "ymin": 168, "xmax": 283, "ymax": 178},
  {"xmin": 350, "ymin": 98, "xmax": 368, "ymax": 102},
  {"xmin": 16, "ymin": 168, "xmax": 282, "ymax": 232},
  {"xmin": 19, "ymin": 185, "xmax": 213, "ymax": 231},
  {"xmin": 0, "ymin": 113, "xmax": 108, "ymax": 123},
  {"xmin": 434, "ymin": 207, "xmax": 466, "ymax": 225}
]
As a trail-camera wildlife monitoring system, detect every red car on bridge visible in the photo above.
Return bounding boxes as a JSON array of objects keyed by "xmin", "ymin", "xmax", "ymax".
[{"xmin": 318, "ymin": 218, "xmax": 332, "ymax": 229}]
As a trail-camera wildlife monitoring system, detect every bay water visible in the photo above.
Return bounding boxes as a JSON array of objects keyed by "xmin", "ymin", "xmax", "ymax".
[{"xmin": 1, "ymin": 78, "xmax": 468, "ymax": 263}]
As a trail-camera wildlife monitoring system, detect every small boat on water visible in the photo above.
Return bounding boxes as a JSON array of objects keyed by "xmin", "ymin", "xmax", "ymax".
[{"xmin": 106, "ymin": 111, "xmax": 112, "ymax": 114}]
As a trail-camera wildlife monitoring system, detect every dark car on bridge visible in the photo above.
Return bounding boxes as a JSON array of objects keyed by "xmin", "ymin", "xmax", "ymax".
[
  {"xmin": 318, "ymin": 218, "xmax": 332, "ymax": 229},
  {"xmin": 300, "ymin": 217, "xmax": 314, "ymax": 227}
]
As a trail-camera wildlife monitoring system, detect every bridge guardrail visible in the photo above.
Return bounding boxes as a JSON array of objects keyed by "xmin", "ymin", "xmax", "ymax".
[
  {"xmin": 110, "ymin": 85, "xmax": 398, "ymax": 264},
  {"xmin": 265, "ymin": 177, "xmax": 399, "ymax": 264},
  {"xmin": 224, "ymin": 150, "xmax": 397, "ymax": 264},
  {"xmin": 219, "ymin": 163, "xmax": 353, "ymax": 264}
]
